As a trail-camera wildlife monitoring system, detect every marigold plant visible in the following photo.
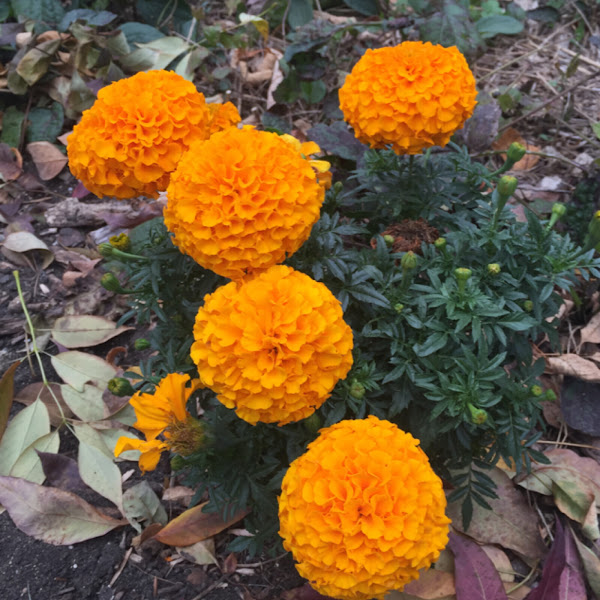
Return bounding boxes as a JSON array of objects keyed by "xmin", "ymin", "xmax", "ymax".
[
  {"xmin": 67, "ymin": 70, "xmax": 240, "ymax": 199},
  {"xmin": 163, "ymin": 127, "xmax": 328, "ymax": 280},
  {"xmin": 278, "ymin": 416, "xmax": 450, "ymax": 600},
  {"xmin": 115, "ymin": 373, "xmax": 203, "ymax": 472},
  {"xmin": 190, "ymin": 265, "xmax": 353, "ymax": 425},
  {"xmin": 339, "ymin": 41, "xmax": 477, "ymax": 155}
]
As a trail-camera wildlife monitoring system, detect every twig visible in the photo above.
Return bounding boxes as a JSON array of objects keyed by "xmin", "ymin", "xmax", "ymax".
[
  {"xmin": 506, "ymin": 559, "xmax": 540, "ymax": 595},
  {"xmin": 109, "ymin": 547, "xmax": 133, "ymax": 587},
  {"xmin": 539, "ymin": 439, "xmax": 600, "ymax": 451},
  {"xmin": 499, "ymin": 70, "xmax": 600, "ymax": 133},
  {"xmin": 190, "ymin": 576, "xmax": 227, "ymax": 600}
]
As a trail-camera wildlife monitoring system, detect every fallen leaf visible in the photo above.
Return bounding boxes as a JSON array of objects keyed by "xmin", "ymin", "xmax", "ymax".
[
  {"xmin": 551, "ymin": 479, "xmax": 599, "ymax": 539},
  {"xmin": 52, "ymin": 315, "xmax": 132, "ymax": 349},
  {"xmin": 27, "ymin": 141, "xmax": 68, "ymax": 180},
  {"xmin": 482, "ymin": 545, "xmax": 514, "ymax": 583},
  {"xmin": 122, "ymin": 480, "xmax": 168, "ymax": 533},
  {"xmin": 559, "ymin": 376, "xmax": 600, "ymax": 436},
  {"xmin": 162, "ymin": 485, "xmax": 194, "ymax": 506},
  {"xmin": 78, "ymin": 441, "xmax": 123, "ymax": 512},
  {"xmin": 402, "ymin": 569, "xmax": 455, "ymax": 598},
  {"xmin": 153, "ymin": 504, "xmax": 249, "ymax": 546},
  {"xmin": 492, "ymin": 128, "xmax": 540, "ymax": 171},
  {"xmin": 2, "ymin": 230, "xmax": 54, "ymax": 269},
  {"xmin": 177, "ymin": 538, "xmax": 218, "ymax": 566},
  {"xmin": 547, "ymin": 354, "xmax": 600, "ymax": 382},
  {"xmin": 570, "ymin": 526, "xmax": 600, "ymax": 597},
  {"xmin": 447, "ymin": 468, "xmax": 546, "ymax": 562},
  {"xmin": 10, "ymin": 429, "xmax": 60, "ymax": 484},
  {"xmin": 526, "ymin": 519, "xmax": 586, "ymax": 600},
  {"xmin": 0, "ymin": 143, "xmax": 22, "ymax": 181},
  {"xmin": 222, "ymin": 551, "xmax": 238, "ymax": 574},
  {"xmin": 51, "ymin": 351, "xmax": 117, "ymax": 392},
  {"xmin": 61, "ymin": 383, "xmax": 107, "ymax": 422},
  {"xmin": 0, "ymin": 361, "xmax": 19, "ymax": 442},
  {"xmin": 14, "ymin": 382, "xmax": 72, "ymax": 427},
  {"xmin": 0, "ymin": 475, "xmax": 125, "ymax": 544},
  {"xmin": 37, "ymin": 451, "xmax": 93, "ymax": 495},
  {"xmin": 448, "ymin": 532, "xmax": 508, "ymax": 600},
  {"xmin": 280, "ymin": 584, "xmax": 336, "ymax": 600}
]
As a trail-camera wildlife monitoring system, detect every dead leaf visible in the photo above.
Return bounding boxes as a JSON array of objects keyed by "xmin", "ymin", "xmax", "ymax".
[
  {"xmin": 281, "ymin": 584, "xmax": 335, "ymax": 600},
  {"xmin": 570, "ymin": 526, "xmax": 600, "ymax": 597},
  {"xmin": 492, "ymin": 128, "xmax": 540, "ymax": 171},
  {"xmin": 153, "ymin": 504, "xmax": 249, "ymax": 546},
  {"xmin": 581, "ymin": 312, "xmax": 600, "ymax": 345},
  {"xmin": 222, "ymin": 551, "xmax": 238, "ymax": 574},
  {"xmin": 559, "ymin": 376, "xmax": 600, "ymax": 437},
  {"xmin": 482, "ymin": 545, "xmax": 514, "ymax": 583},
  {"xmin": 162, "ymin": 485, "xmax": 194, "ymax": 507},
  {"xmin": 447, "ymin": 468, "xmax": 546, "ymax": 562},
  {"xmin": 51, "ymin": 315, "xmax": 132, "ymax": 349},
  {"xmin": 0, "ymin": 475, "xmax": 126, "ymax": 544},
  {"xmin": 37, "ymin": 451, "xmax": 93, "ymax": 496},
  {"xmin": 14, "ymin": 382, "xmax": 72, "ymax": 427},
  {"xmin": 0, "ymin": 362, "xmax": 19, "ymax": 442},
  {"xmin": 1, "ymin": 230, "xmax": 54, "ymax": 269},
  {"xmin": 403, "ymin": 569, "xmax": 455, "ymax": 598},
  {"xmin": 177, "ymin": 538, "xmax": 218, "ymax": 566},
  {"xmin": 0, "ymin": 143, "xmax": 22, "ymax": 181},
  {"xmin": 27, "ymin": 141, "xmax": 68, "ymax": 180},
  {"xmin": 547, "ymin": 354, "xmax": 600, "ymax": 382}
]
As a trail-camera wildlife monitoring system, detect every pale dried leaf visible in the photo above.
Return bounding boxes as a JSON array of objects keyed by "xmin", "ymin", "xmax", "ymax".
[
  {"xmin": 27, "ymin": 141, "xmax": 67, "ymax": 180},
  {"xmin": 581, "ymin": 312, "xmax": 600, "ymax": 345},
  {"xmin": 547, "ymin": 354, "xmax": 600, "ymax": 382}
]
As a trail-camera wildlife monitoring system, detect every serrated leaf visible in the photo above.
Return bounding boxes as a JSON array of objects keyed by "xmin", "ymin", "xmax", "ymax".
[
  {"xmin": 0, "ymin": 362, "xmax": 19, "ymax": 443},
  {"xmin": 10, "ymin": 429, "xmax": 60, "ymax": 483},
  {"xmin": 0, "ymin": 476, "xmax": 125, "ymax": 544},
  {"xmin": 51, "ymin": 351, "xmax": 117, "ymax": 392},
  {"xmin": 0, "ymin": 399, "xmax": 50, "ymax": 476},
  {"xmin": 122, "ymin": 481, "xmax": 167, "ymax": 533},
  {"xmin": 78, "ymin": 441, "xmax": 123, "ymax": 512},
  {"xmin": 52, "ymin": 315, "xmax": 132, "ymax": 349}
]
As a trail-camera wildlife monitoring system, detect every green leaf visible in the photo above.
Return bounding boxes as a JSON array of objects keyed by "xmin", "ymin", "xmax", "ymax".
[
  {"xmin": 526, "ymin": 6, "xmax": 560, "ymax": 23},
  {"xmin": 0, "ymin": 399, "xmax": 50, "ymax": 476},
  {"xmin": 287, "ymin": 0, "xmax": 313, "ymax": 30},
  {"xmin": 1, "ymin": 107, "xmax": 25, "ymax": 148},
  {"xmin": 476, "ymin": 15, "xmax": 524, "ymax": 39},
  {"xmin": 174, "ymin": 46, "xmax": 210, "ymax": 80},
  {"xmin": 0, "ymin": 362, "xmax": 19, "ymax": 443},
  {"xmin": 413, "ymin": 332, "xmax": 448, "ymax": 357},
  {"xmin": 342, "ymin": 0, "xmax": 379, "ymax": 15},
  {"xmin": 592, "ymin": 122, "xmax": 600, "ymax": 141},
  {"xmin": 119, "ymin": 21, "xmax": 163, "ymax": 44},
  {"xmin": 11, "ymin": 0, "xmax": 65, "ymax": 26},
  {"xmin": 26, "ymin": 102, "xmax": 64, "ymax": 143},
  {"xmin": 308, "ymin": 121, "xmax": 366, "ymax": 161},
  {"xmin": 120, "ymin": 36, "xmax": 190, "ymax": 72},
  {"xmin": 239, "ymin": 13, "xmax": 269, "ymax": 41},
  {"xmin": 59, "ymin": 9, "xmax": 117, "ymax": 31},
  {"xmin": 78, "ymin": 441, "xmax": 123, "ymax": 512},
  {"xmin": 299, "ymin": 79, "xmax": 327, "ymax": 104}
]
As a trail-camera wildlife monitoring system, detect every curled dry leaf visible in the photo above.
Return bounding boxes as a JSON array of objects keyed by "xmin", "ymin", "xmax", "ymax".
[
  {"xmin": 0, "ymin": 143, "xmax": 22, "ymax": 181},
  {"xmin": 1, "ymin": 231, "xmax": 54, "ymax": 269},
  {"xmin": 27, "ymin": 141, "xmax": 68, "ymax": 180},
  {"xmin": 492, "ymin": 128, "xmax": 540, "ymax": 171},
  {"xmin": 546, "ymin": 354, "xmax": 600, "ymax": 382},
  {"xmin": 0, "ymin": 476, "xmax": 126, "ymax": 544},
  {"xmin": 580, "ymin": 312, "xmax": 600, "ymax": 345},
  {"xmin": 177, "ymin": 538, "xmax": 218, "ymax": 566}
]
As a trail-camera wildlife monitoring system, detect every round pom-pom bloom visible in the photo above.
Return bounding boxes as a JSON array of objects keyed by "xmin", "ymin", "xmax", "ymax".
[
  {"xmin": 339, "ymin": 41, "xmax": 477, "ymax": 155},
  {"xmin": 278, "ymin": 416, "xmax": 451, "ymax": 600},
  {"xmin": 164, "ymin": 127, "xmax": 329, "ymax": 280},
  {"xmin": 190, "ymin": 265, "xmax": 353, "ymax": 425},
  {"xmin": 67, "ymin": 70, "xmax": 240, "ymax": 199}
]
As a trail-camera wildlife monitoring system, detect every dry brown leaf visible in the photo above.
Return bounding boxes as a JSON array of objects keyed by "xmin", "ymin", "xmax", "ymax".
[
  {"xmin": 481, "ymin": 545, "xmax": 514, "ymax": 582},
  {"xmin": 14, "ymin": 383, "xmax": 72, "ymax": 428},
  {"xmin": 0, "ymin": 143, "xmax": 22, "ymax": 181},
  {"xmin": 492, "ymin": 128, "xmax": 540, "ymax": 171},
  {"xmin": 403, "ymin": 569, "xmax": 455, "ymax": 598},
  {"xmin": 27, "ymin": 141, "xmax": 67, "ymax": 180},
  {"xmin": 547, "ymin": 354, "xmax": 600, "ymax": 382},
  {"xmin": 580, "ymin": 312, "xmax": 600, "ymax": 345}
]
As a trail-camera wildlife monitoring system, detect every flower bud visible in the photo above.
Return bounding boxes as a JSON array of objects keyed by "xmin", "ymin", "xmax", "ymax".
[
  {"xmin": 383, "ymin": 234, "xmax": 395, "ymax": 247},
  {"xmin": 586, "ymin": 210, "xmax": 600, "ymax": 250},
  {"xmin": 394, "ymin": 303, "xmax": 404, "ymax": 314},
  {"xmin": 333, "ymin": 181, "xmax": 343, "ymax": 194},
  {"xmin": 134, "ymin": 338, "xmax": 151, "ymax": 351},
  {"xmin": 531, "ymin": 385, "xmax": 544, "ymax": 397},
  {"xmin": 304, "ymin": 412, "xmax": 322, "ymax": 434},
  {"xmin": 434, "ymin": 237, "xmax": 446, "ymax": 250},
  {"xmin": 506, "ymin": 142, "xmax": 526, "ymax": 164},
  {"xmin": 545, "ymin": 389, "xmax": 557, "ymax": 402},
  {"xmin": 101, "ymin": 273, "xmax": 124, "ymax": 293},
  {"xmin": 468, "ymin": 403, "xmax": 488, "ymax": 425},
  {"xmin": 401, "ymin": 251, "xmax": 418, "ymax": 270},
  {"xmin": 455, "ymin": 267, "xmax": 472, "ymax": 282},
  {"xmin": 349, "ymin": 380, "xmax": 366, "ymax": 400},
  {"xmin": 109, "ymin": 232, "xmax": 131, "ymax": 252},
  {"xmin": 551, "ymin": 202, "xmax": 566, "ymax": 218},
  {"xmin": 523, "ymin": 300, "xmax": 534, "ymax": 312},
  {"xmin": 497, "ymin": 175, "xmax": 518, "ymax": 198},
  {"xmin": 108, "ymin": 377, "xmax": 135, "ymax": 397},
  {"xmin": 97, "ymin": 243, "xmax": 114, "ymax": 258},
  {"xmin": 487, "ymin": 263, "xmax": 501, "ymax": 276}
]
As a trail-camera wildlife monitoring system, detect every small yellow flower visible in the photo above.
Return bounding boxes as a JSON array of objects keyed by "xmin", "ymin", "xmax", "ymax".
[
  {"xmin": 190, "ymin": 265, "xmax": 354, "ymax": 425},
  {"xmin": 339, "ymin": 41, "xmax": 477, "ymax": 155},
  {"xmin": 278, "ymin": 416, "xmax": 451, "ymax": 600},
  {"xmin": 114, "ymin": 373, "xmax": 203, "ymax": 472}
]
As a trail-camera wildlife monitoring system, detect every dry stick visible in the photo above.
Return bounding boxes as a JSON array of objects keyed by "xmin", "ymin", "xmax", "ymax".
[
  {"xmin": 539, "ymin": 439, "xmax": 600, "ymax": 451},
  {"xmin": 499, "ymin": 69, "xmax": 600, "ymax": 133}
]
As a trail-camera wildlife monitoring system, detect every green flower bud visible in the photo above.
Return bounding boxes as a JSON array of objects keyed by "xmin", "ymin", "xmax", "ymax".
[
  {"xmin": 506, "ymin": 142, "xmax": 526, "ymax": 164},
  {"xmin": 134, "ymin": 338, "xmax": 151, "ymax": 351},
  {"xmin": 97, "ymin": 243, "xmax": 114, "ymax": 258},
  {"xmin": 170, "ymin": 455, "xmax": 187, "ymax": 471},
  {"xmin": 524, "ymin": 300, "xmax": 534, "ymax": 312},
  {"xmin": 383, "ymin": 234, "xmax": 395, "ymax": 247},
  {"xmin": 304, "ymin": 412, "xmax": 322, "ymax": 434},
  {"xmin": 109, "ymin": 232, "xmax": 131, "ymax": 252},
  {"xmin": 401, "ymin": 251, "xmax": 418, "ymax": 270},
  {"xmin": 531, "ymin": 385, "xmax": 544, "ymax": 397},
  {"xmin": 434, "ymin": 237, "xmax": 447, "ymax": 250},
  {"xmin": 545, "ymin": 389, "xmax": 557, "ymax": 402},
  {"xmin": 394, "ymin": 303, "xmax": 404, "ymax": 314},
  {"xmin": 487, "ymin": 263, "xmax": 501, "ymax": 276},
  {"xmin": 497, "ymin": 175, "xmax": 518, "ymax": 198},
  {"xmin": 101, "ymin": 273, "xmax": 124, "ymax": 293},
  {"xmin": 108, "ymin": 377, "xmax": 135, "ymax": 397},
  {"xmin": 333, "ymin": 181, "xmax": 343, "ymax": 194},
  {"xmin": 585, "ymin": 210, "xmax": 600, "ymax": 250},
  {"xmin": 468, "ymin": 403, "xmax": 488, "ymax": 425},
  {"xmin": 455, "ymin": 267, "xmax": 472, "ymax": 281},
  {"xmin": 349, "ymin": 380, "xmax": 366, "ymax": 400},
  {"xmin": 551, "ymin": 202, "xmax": 567, "ymax": 218}
]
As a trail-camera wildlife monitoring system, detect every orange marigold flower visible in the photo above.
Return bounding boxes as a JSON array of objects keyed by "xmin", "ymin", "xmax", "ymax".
[
  {"xmin": 114, "ymin": 373, "xmax": 203, "ymax": 473},
  {"xmin": 278, "ymin": 416, "xmax": 451, "ymax": 600},
  {"xmin": 190, "ymin": 265, "xmax": 353, "ymax": 425},
  {"xmin": 164, "ymin": 127, "xmax": 326, "ymax": 280},
  {"xmin": 339, "ymin": 41, "xmax": 477, "ymax": 155},
  {"xmin": 67, "ymin": 70, "xmax": 240, "ymax": 199}
]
